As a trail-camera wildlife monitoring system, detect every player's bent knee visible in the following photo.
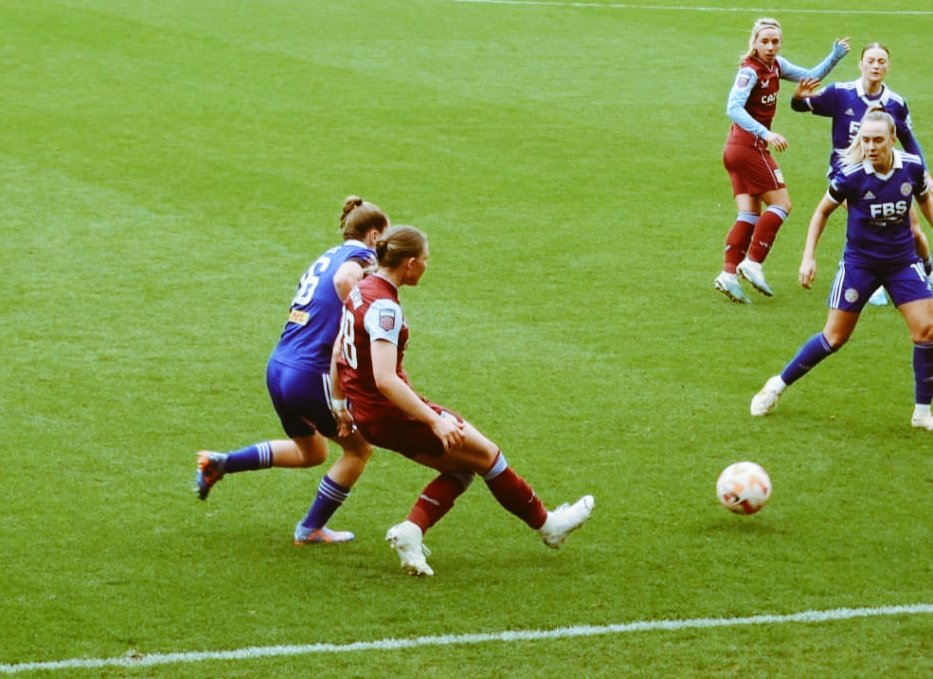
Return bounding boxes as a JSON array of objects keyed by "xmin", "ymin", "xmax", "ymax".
[
  {"xmin": 822, "ymin": 332, "xmax": 849, "ymax": 350},
  {"xmin": 910, "ymin": 324, "xmax": 933, "ymax": 344},
  {"xmin": 299, "ymin": 451, "xmax": 327, "ymax": 467}
]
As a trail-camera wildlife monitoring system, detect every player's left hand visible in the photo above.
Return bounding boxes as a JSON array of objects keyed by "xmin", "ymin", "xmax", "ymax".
[
  {"xmin": 835, "ymin": 37, "xmax": 851, "ymax": 54},
  {"xmin": 765, "ymin": 131, "xmax": 788, "ymax": 153},
  {"xmin": 794, "ymin": 77, "xmax": 820, "ymax": 99},
  {"xmin": 799, "ymin": 257, "xmax": 817, "ymax": 288}
]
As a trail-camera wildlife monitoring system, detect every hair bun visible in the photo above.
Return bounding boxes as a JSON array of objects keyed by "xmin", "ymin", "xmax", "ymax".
[{"xmin": 341, "ymin": 195, "xmax": 365, "ymax": 220}]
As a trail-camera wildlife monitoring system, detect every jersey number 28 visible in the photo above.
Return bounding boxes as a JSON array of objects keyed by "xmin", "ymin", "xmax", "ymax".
[{"xmin": 339, "ymin": 307, "xmax": 357, "ymax": 369}]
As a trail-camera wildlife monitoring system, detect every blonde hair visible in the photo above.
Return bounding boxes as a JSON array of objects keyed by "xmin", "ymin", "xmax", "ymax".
[
  {"xmin": 375, "ymin": 225, "xmax": 427, "ymax": 268},
  {"xmin": 740, "ymin": 17, "xmax": 781, "ymax": 63},
  {"xmin": 339, "ymin": 195, "xmax": 389, "ymax": 241},
  {"xmin": 842, "ymin": 109, "xmax": 896, "ymax": 165}
]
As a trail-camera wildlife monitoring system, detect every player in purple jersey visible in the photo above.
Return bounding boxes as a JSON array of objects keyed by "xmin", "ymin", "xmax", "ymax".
[
  {"xmin": 750, "ymin": 111, "xmax": 933, "ymax": 431},
  {"xmin": 715, "ymin": 17, "xmax": 848, "ymax": 304},
  {"xmin": 193, "ymin": 196, "xmax": 389, "ymax": 544},
  {"xmin": 791, "ymin": 42, "xmax": 933, "ymax": 306}
]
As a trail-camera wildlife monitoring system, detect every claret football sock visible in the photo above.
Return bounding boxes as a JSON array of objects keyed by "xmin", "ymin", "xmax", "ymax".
[
  {"xmin": 482, "ymin": 453, "xmax": 548, "ymax": 529},
  {"xmin": 407, "ymin": 473, "xmax": 472, "ymax": 533},
  {"xmin": 723, "ymin": 215, "xmax": 757, "ymax": 273},
  {"xmin": 746, "ymin": 205, "xmax": 788, "ymax": 263}
]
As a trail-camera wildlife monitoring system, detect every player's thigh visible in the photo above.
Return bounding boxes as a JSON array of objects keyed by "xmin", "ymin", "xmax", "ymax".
[
  {"xmin": 734, "ymin": 194, "xmax": 761, "ymax": 213},
  {"xmin": 760, "ymin": 187, "xmax": 790, "ymax": 211},
  {"xmin": 410, "ymin": 421, "xmax": 498, "ymax": 475},
  {"xmin": 724, "ymin": 144, "xmax": 783, "ymax": 196}
]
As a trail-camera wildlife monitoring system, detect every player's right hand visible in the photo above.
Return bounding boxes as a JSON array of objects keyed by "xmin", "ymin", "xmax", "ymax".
[
  {"xmin": 334, "ymin": 404, "xmax": 354, "ymax": 438},
  {"xmin": 432, "ymin": 413, "xmax": 465, "ymax": 452}
]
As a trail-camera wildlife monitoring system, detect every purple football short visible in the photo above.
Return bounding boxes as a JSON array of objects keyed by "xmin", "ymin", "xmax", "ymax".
[
  {"xmin": 266, "ymin": 359, "xmax": 338, "ymax": 438},
  {"xmin": 828, "ymin": 257, "xmax": 932, "ymax": 312}
]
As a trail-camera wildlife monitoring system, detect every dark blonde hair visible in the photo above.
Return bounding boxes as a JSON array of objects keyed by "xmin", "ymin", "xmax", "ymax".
[
  {"xmin": 376, "ymin": 225, "xmax": 426, "ymax": 268},
  {"xmin": 843, "ymin": 109, "xmax": 896, "ymax": 165},
  {"xmin": 860, "ymin": 42, "xmax": 889, "ymax": 59},
  {"xmin": 740, "ymin": 17, "xmax": 781, "ymax": 64},
  {"xmin": 339, "ymin": 196, "xmax": 389, "ymax": 241}
]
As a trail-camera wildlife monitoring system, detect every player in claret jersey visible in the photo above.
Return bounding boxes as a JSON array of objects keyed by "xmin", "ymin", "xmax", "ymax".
[
  {"xmin": 791, "ymin": 42, "xmax": 933, "ymax": 306},
  {"xmin": 194, "ymin": 196, "xmax": 388, "ymax": 545},
  {"xmin": 331, "ymin": 226, "xmax": 594, "ymax": 576},
  {"xmin": 750, "ymin": 111, "xmax": 933, "ymax": 431},
  {"xmin": 715, "ymin": 17, "xmax": 849, "ymax": 303}
]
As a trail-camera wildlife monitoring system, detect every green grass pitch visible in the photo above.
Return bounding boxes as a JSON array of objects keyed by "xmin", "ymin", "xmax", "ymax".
[{"xmin": 1, "ymin": 0, "xmax": 930, "ymax": 676}]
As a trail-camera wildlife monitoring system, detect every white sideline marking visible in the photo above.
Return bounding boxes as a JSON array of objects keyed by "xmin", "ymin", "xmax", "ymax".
[
  {"xmin": 453, "ymin": 0, "xmax": 933, "ymax": 16},
  {"xmin": 1, "ymin": 604, "xmax": 930, "ymax": 674}
]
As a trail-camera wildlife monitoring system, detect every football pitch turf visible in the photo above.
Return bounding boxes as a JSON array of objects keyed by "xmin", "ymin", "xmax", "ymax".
[{"xmin": 2, "ymin": 1, "xmax": 931, "ymax": 676}]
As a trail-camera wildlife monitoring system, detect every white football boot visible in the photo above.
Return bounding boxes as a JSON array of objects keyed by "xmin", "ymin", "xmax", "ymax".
[
  {"xmin": 538, "ymin": 495, "xmax": 595, "ymax": 549},
  {"xmin": 910, "ymin": 412, "xmax": 933, "ymax": 431},
  {"xmin": 385, "ymin": 520, "xmax": 434, "ymax": 576},
  {"xmin": 737, "ymin": 258, "xmax": 774, "ymax": 297},
  {"xmin": 751, "ymin": 375, "xmax": 786, "ymax": 416},
  {"xmin": 714, "ymin": 271, "xmax": 751, "ymax": 304}
]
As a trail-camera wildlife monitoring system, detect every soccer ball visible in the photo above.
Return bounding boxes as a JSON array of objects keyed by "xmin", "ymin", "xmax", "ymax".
[{"xmin": 716, "ymin": 461, "xmax": 771, "ymax": 515}]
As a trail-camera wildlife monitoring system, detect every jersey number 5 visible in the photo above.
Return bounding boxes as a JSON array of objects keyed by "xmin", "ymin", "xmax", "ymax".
[{"xmin": 340, "ymin": 307, "xmax": 357, "ymax": 369}]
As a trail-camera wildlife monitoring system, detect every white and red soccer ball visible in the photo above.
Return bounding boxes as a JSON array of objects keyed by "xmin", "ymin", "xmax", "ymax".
[{"xmin": 717, "ymin": 461, "xmax": 771, "ymax": 515}]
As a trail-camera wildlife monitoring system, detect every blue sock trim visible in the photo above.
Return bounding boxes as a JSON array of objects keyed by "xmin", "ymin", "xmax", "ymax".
[
  {"xmin": 737, "ymin": 211, "xmax": 760, "ymax": 225},
  {"xmin": 223, "ymin": 443, "xmax": 273, "ymax": 473},
  {"xmin": 766, "ymin": 204, "xmax": 789, "ymax": 221},
  {"xmin": 257, "ymin": 442, "xmax": 273, "ymax": 467},
  {"xmin": 318, "ymin": 475, "xmax": 350, "ymax": 503},
  {"xmin": 481, "ymin": 452, "xmax": 508, "ymax": 481}
]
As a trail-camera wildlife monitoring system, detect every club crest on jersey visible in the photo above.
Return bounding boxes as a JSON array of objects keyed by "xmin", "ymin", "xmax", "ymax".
[
  {"xmin": 901, "ymin": 183, "xmax": 913, "ymax": 196},
  {"xmin": 844, "ymin": 288, "xmax": 859, "ymax": 303},
  {"xmin": 379, "ymin": 309, "xmax": 396, "ymax": 331}
]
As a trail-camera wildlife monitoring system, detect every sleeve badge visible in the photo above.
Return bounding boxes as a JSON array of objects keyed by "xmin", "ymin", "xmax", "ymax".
[{"xmin": 379, "ymin": 309, "xmax": 396, "ymax": 331}]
